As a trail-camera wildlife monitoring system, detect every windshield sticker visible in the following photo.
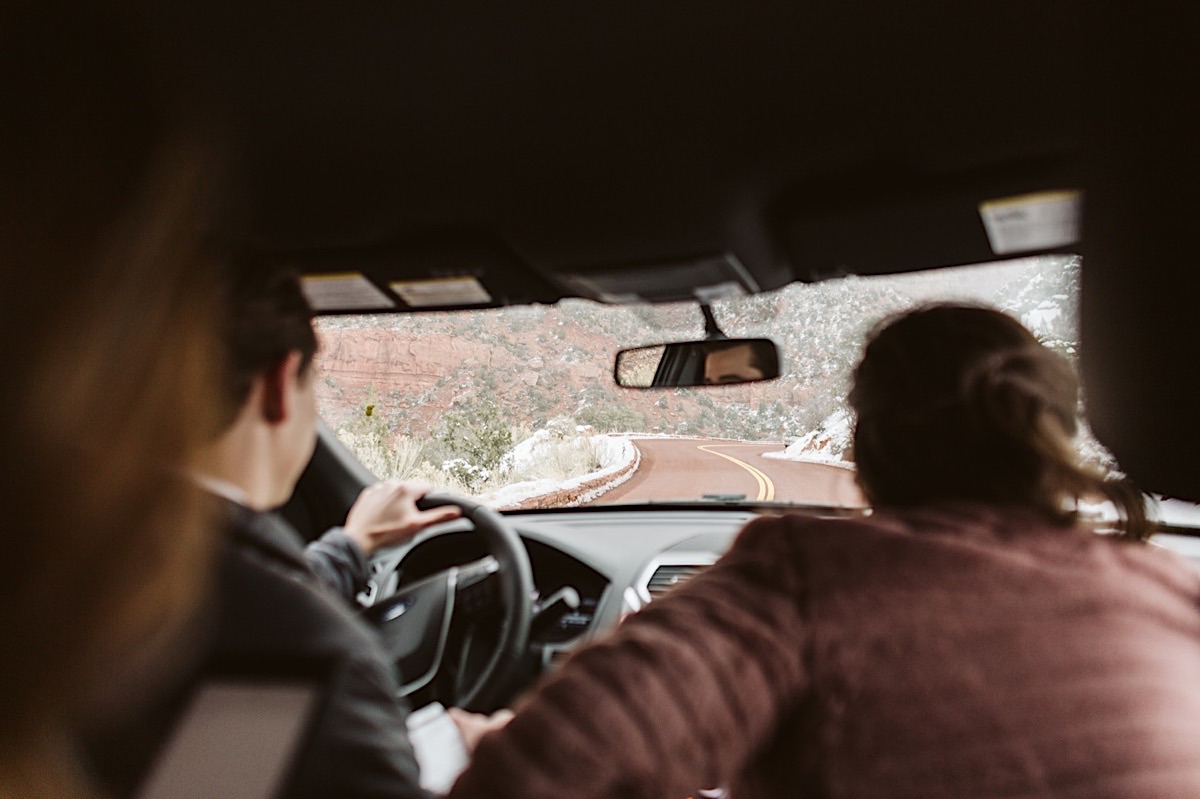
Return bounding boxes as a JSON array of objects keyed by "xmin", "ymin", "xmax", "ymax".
[
  {"xmin": 391, "ymin": 277, "xmax": 493, "ymax": 308},
  {"xmin": 979, "ymin": 190, "xmax": 1082, "ymax": 255},
  {"xmin": 302, "ymin": 273, "xmax": 396, "ymax": 312}
]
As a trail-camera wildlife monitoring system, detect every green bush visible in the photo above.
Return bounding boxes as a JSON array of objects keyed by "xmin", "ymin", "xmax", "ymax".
[{"xmin": 431, "ymin": 400, "xmax": 514, "ymax": 490}]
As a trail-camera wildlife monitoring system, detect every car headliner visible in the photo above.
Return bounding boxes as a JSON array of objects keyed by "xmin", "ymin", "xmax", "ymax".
[{"xmin": 136, "ymin": 1, "xmax": 1198, "ymax": 500}]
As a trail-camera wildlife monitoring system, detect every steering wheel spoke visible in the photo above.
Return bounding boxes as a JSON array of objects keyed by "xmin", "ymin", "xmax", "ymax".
[
  {"xmin": 454, "ymin": 556, "xmax": 501, "ymax": 621},
  {"xmin": 364, "ymin": 568, "xmax": 457, "ymax": 697},
  {"xmin": 364, "ymin": 495, "xmax": 533, "ymax": 710}
]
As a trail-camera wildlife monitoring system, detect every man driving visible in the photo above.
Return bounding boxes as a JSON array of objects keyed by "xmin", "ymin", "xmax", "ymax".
[
  {"xmin": 90, "ymin": 255, "xmax": 462, "ymax": 799},
  {"xmin": 194, "ymin": 260, "xmax": 462, "ymax": 601}
]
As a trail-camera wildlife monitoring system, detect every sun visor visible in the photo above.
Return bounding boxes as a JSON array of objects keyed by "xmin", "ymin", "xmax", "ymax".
[
  {"xmin": 292, "ymin": 236, "xmax": 563, "ymax": 313},
  {"xmin": 558, "ymin": 253, "xmax": 758, "ymax": 304},
  {"xmin": 774, "ymin": 163, "xmax": 1080, "ymax": 282}
]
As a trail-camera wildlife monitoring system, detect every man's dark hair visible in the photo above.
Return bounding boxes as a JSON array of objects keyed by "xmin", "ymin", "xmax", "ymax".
[{"xmin": 212, "ymin": 247, "xmax": 317, "ymax": 429}]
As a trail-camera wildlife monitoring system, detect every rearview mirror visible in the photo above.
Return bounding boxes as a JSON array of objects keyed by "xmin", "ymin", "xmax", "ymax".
[{"xmin": 614, "ymin": 338, "xmax": 780, "ymax": 388}]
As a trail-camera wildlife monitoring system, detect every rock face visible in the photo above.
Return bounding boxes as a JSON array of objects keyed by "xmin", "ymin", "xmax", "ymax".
[
  {"xmin": 317, "ymin": 328, "xmax": 494, "ymax": 396},
  {"xmin": 314, "ymin": 314, "xmax": 634, "ymax": 434},
  {"xmin": 313, "ymin": 306, "xmax": 823, "ymax": 443}
]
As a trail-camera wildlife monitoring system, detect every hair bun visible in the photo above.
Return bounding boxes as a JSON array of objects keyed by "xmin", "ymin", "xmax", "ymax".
[{"xmin": 960, "ymin": 345, "xmax": 1079, "ymax": 440}]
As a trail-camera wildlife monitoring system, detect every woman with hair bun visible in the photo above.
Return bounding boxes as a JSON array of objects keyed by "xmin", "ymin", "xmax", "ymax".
[
  {"xmin": 850, "ymin": 304, "xmax": 1147, "ymax": 538},
  {"xmin": 447, "ymin": 304, "xmax": 1200, "ymax": 799}
]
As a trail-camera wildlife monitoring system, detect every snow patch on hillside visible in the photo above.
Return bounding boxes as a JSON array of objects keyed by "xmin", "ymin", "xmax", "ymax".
[{"xmin": 763, "ymin": 408, "xmax": 855, "ymax": 469}]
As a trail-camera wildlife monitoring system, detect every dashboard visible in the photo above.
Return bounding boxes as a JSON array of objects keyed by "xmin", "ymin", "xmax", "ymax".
[
  {"xmin": 377, "ymin": 507, "xmax": 766, "ymax": 670},
  {"xmin": 375, "ymin": 506, "xmax": 1200, "ymax": 688}
]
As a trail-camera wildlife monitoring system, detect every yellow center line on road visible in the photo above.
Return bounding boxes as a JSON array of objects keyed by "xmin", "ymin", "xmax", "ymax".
[{"xmin": 697, "ymin": 444, "xmax": 776, "ymax": 501}]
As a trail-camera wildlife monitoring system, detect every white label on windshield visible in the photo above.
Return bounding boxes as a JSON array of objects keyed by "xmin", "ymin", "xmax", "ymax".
[
  {"xmin": 694, "ymin": 281, "xmax": 747, "ymax": 303},
  {"xmin": 391, "ymin": 276, "xmax": 493, "ymax": 307},
  {"xmin": 301, "ymin": 273, "xmax": 396, "ymax": 311},
  {"xmin": 979, "ymin": 190, "xmax": 1082, "ymax": 255}
]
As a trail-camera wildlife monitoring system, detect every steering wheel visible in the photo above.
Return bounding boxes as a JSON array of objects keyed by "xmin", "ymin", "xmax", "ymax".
[{"xmin": 362, "ymin": 493, "xmax": 533, "ymax": 711}]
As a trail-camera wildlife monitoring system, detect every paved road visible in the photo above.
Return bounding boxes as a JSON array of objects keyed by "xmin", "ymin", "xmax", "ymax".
[{"xmin": 593, "ymin": 438, "xmax": 865, "ymax": 507}]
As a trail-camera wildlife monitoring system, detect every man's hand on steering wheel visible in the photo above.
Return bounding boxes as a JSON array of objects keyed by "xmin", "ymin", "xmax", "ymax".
[{"xmin": 344, "ymin": 480, "xmax": 463, "ymax": 556}]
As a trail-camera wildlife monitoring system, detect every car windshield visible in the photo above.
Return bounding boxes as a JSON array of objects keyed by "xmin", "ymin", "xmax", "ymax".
[{"xmin": 313, "ymin": 255, "xmax": 1121, "ymax": 512}]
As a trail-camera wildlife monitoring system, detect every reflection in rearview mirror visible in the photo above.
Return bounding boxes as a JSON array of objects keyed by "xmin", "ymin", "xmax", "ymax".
[{"xmin": 614, "ymin": 338, "xmax": 781, "ymax": 388}]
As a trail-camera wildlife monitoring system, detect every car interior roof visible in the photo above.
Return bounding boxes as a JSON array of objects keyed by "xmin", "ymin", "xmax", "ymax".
[{"xmin": 139, "ymin": 1, "xmax": 1198, "ymax": 501}]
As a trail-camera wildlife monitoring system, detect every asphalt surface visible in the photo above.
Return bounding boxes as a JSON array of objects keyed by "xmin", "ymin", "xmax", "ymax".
[{"xmin": 593, "ymin": 438, "xmax": 865, "ymax": 507}]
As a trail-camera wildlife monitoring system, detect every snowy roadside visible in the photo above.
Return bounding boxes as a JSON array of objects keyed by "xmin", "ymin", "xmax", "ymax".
[
  {"xmin": 482, "ymin": 434, "xmax": 641, "ymax": 510},
  {"xmin": 761, "ymin": 408, "xmax": 857, "ymax": 472}
]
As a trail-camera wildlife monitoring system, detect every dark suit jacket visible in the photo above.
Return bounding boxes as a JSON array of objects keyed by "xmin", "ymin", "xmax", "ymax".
[
  {"xmin": 216, "ymin": 500, "xmax": 428, "ymax": 799},
  {"xmin": 87, "ymin": 498, "xmax": 429, "ymax": 799},
  {"xmin": 304, "ymin": 525, "xmax": 373, "ymax": 601}
]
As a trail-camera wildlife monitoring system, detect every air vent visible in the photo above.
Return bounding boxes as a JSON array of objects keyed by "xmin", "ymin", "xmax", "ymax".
[
  {"xmin": 545, "ymin": 648, "xmax": 573, "ymax": 669},
  {"xmin": 645, "ymin": 564, "xmax": 704, "ymax": 600}
]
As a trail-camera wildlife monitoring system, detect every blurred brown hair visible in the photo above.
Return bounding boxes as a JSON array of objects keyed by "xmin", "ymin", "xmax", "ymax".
[
  {"xmin": 0, "ymin": 5, "xmax": 223, "ymax": 795},
  {"xmin": 849, "ymin": 304, "xmax": 1148, "ymax": 539}
]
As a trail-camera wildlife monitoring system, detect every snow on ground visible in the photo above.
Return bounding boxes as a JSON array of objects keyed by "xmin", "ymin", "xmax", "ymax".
[
  {"xmin": 1063, "ymin": 496, "xmax": 1200, "ymax": 530},
  {"xmin": 1076, "ymin": 498, "xmax": 1119, "ymax": 523},
  {"xmin": 763, "ymin": 408, "xmax": 855, "ymax": 469},
  {"xmin": 1153, "ymin": 496, "xmax": 1200, "ymax": 529},
  {"xmin": 1021, "ymin": 301, "xmax": 1063, "ymax": 333},
  {"xmin": 480, "ymin": 433, "xmax": 638, "ymax": 508},
  {"xmin": 502, "ymin": 426, "xmax": 632, "ymax": 477}
]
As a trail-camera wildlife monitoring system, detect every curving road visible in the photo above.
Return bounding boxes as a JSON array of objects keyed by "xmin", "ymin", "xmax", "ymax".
[{"xmin": 593, "ymin": 438, "xmax": 865, "ymax": 507}]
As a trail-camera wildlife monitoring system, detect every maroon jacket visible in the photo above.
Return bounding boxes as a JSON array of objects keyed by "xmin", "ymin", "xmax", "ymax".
[{"xmin": 448, "ymin": 505, "xmax": 1200, "ymax": 799}]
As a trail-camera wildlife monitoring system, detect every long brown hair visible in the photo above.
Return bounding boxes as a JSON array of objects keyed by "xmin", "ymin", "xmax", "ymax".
[
  {"xmin": 849, "ymin": 304, "xmax": 1148, "ymax": 539},
  {"xmin": 1, "ymin": 6, "xmax": 223, "ymax": 795}
]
